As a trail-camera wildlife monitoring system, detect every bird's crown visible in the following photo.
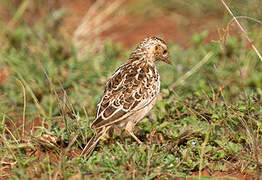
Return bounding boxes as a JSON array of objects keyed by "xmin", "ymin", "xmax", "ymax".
[
  {"xmin": 128, "ymin": 37, "xmax": 172, "ymax": 65},
  {"xmin": 135, "ymin": 37, "xmax": 167, "ymax": 51}
]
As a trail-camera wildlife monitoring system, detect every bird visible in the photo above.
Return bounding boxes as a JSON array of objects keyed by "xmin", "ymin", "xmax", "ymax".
[{"xmin": 81, "ymin": 37, "xmax": 172, "ymax": 158}]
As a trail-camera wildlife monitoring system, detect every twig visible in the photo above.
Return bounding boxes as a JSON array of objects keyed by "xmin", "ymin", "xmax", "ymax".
[{"xmin": 220, "ymin": 0, "xmax": 262, "ymax": 62}]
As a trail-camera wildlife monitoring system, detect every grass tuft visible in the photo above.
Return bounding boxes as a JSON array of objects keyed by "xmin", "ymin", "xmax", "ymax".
[{"xmin": 0, "ymin": 0, "xmax": 262, "ymax": 179}]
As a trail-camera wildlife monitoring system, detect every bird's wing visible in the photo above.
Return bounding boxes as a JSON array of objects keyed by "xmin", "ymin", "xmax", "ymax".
[{"xmin": 91, "ymin": 61, "xmax": 160, "ymax": 129}]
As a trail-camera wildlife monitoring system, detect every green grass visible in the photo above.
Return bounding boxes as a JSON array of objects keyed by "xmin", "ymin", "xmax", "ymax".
[{"xmin": 1, "ymin": 1, "xmax": 262, "ymax": 179}]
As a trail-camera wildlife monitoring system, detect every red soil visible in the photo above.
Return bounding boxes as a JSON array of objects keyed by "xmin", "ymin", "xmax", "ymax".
[{"xmin": 61, "ymin": 0, "xmax": 222, "ymax": 48}]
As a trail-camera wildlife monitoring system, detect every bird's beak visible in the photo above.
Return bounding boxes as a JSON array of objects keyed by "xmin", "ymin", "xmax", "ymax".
[{"xmin": 163, "ymin": 57, "xmax": 173, "ymax": 65}]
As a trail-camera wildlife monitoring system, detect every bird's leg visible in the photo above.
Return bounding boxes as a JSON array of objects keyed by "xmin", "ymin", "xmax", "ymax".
[
  {"xmin": 125, "ymin": 121, "xmax": 143, "ymax": 145},
  {"xmin": 108, "ymin": 126, "xmax": 115, "ymax": 144},
  {"xmin": 108, "ymin": 126, "xmax": 114, "ymax": 137}
]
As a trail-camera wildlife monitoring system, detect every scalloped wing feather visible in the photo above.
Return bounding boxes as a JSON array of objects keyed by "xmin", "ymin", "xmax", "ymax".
[{"xmin": 91, "ymin": 60, "xmax": 160, "ymax": 129}]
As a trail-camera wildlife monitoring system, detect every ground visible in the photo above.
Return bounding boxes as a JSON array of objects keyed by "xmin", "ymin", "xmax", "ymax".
[{"xmin": 0, "ymin": 0, "xmax": 262, "ymax": 179}]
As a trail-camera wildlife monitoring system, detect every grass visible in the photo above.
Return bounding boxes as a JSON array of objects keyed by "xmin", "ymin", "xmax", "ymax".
[{"xmin": 1, "ymin": 0, "xmax": 262, "ymax": 179}]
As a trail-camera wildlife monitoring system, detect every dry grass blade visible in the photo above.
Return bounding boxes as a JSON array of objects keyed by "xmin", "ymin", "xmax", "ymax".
[
  {"xmin": 15, "ymin": 79, "xmax": 26, "ymax": 140},
  {"xmin": 53, "ymin": 131, "xmax": 79, "ymax": 180},
  {"xmin": 198, "ymin": 125, "xmax": 213, "ymax": 178},
  {"xmin": 145, "ymin": 147, "xmax": 153, "ymax": 180},
  {"xmin": 37, "ymin": 60, "xmax": 79, "ymax": 140},
  {"xmin": 230, "ymin": 16, "xmax": 262, "ymax": 26},
  {"xmin": 15, "ymin": 72, "xmax": 47, "ymax": 118},
  {"xmin": 169, "ymin": 52, "xmax": 213, "ymax": 90},
  {"xmin": 73, "ymin": 0, "xmax": 126, "ymax": 58},
  {"xmin": 37, "ymin": 60, "xmax": 83, "ymax": 179},
  {"xmin": 220, "ymin": 0, "xmax": 262, "ymax": 62},
  {"xmin": 7, "ymin": 0, "xmax": 30, "ymax": 27},
  {"xmin": 4, "ymin": 127, "xmax": 18, "ymax": 144}
]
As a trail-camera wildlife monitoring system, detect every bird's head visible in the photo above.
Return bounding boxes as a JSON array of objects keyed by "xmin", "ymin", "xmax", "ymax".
[{"xmin": 130, "ymin": 37, "xmax": 172, "ymax": 65}]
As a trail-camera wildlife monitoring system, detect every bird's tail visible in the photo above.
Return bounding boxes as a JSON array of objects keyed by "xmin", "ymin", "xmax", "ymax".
[{"xmin": 81, "ymin": 126, "xmax": 110, "ymax": 159}]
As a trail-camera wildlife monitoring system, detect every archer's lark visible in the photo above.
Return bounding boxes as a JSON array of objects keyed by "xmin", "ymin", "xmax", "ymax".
[{"xmin": 82, "ymin": 37, "xmax": 172, "ymax": 158}]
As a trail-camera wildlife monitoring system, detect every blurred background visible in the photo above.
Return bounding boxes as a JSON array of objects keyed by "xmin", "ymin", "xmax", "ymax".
[
  {"xmin": 1, "ymin": 0, "xmax": 262, "ymax": 50},
  {"xmin": 1, "ymin": 0, "xmax": 262, "ymax": 111},
  {"xmin": 0, "ymin": 0, "xmax": 262, "ymax": 179}
]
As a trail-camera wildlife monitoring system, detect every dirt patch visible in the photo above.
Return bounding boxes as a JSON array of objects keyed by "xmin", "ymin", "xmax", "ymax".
[
  {"xmin": 0, "ymin": 0, "xmax": 223, "ymax": 48},
  {"xmin": 0, "ymin": 67, "xmax": 10, "ymax": 84},
  {"xmin": 101, "ymin": 14, "xmax": 221, "ymax": 48},
  {"xmin": 61, "ymin": 0, "xmax": 222, "ymax": 48}
]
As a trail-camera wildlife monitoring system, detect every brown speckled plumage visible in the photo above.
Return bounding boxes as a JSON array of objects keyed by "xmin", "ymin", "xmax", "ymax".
[{"xmin": 81, "ymin": 37, "xmax": 172, "ymax": 158}]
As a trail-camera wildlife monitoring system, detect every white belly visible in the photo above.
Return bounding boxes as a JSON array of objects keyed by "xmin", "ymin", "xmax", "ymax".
[{"xmin": 125, "ymin": 97, "xmax": 157, "ymax": 126}]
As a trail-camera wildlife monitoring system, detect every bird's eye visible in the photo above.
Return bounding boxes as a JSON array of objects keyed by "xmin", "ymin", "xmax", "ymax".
[{"xmin": 163, "ymin": 50, "xmax": 168, "ymax": 57}]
